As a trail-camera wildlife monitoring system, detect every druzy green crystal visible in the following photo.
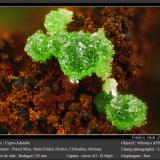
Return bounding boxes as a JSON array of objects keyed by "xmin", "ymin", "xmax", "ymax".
[
  {"xmin": 25, "ymin": 8, "xmax": 115, "ymax": 81},
  {"xmin": 105, "ymin": 94, "xmax": 147, "ymax": 131},
  {"xmin": 25, "ymin": 30, "xmax": 52, "ymax": 62},
  {"xmin": 44, "ymin": 8, "xmax": 73, "ymax": 34},
  {"xmin": 52, "ymin": 29, "xmax": 114, "ymax": 80}
]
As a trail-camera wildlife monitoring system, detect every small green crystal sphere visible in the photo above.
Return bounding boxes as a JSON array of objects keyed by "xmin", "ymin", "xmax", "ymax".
[
  {"xmin": 24, "ymin": 30, "xmax": 53, "ymax": 63},
  {"xmin": 106, "ymin": 94, "xmax": 147, "ymax": 131},
  {"xmin": 44, "ymin": 8, "xmax": 73, "ymax": 34}
]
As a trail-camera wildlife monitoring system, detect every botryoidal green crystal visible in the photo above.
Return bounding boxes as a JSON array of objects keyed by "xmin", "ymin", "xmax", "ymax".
[
  {"xmin": 105, "ymin": 94, "xmax": 147, "ymax": 131},
  {"xmin": 44, "ymin": 8, "xmax": 73, "ymax": 34},
  {"xmin": 25, "ymin": 30, "xmax": 53, "ymax": 63},
  {"xmin": 24, "ymin": 8, "xmax": 115, "ymax": 81},
  {"xmin": 25, "ymin": 8, "xmax": 148, "ymax": 132},
  {"xmin": 52, "ymin": 29, "xmax": 114, "ymax": 81}
]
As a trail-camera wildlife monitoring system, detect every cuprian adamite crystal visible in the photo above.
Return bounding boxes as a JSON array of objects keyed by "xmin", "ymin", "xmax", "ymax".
[
  {"xmin": 25, "ymin": 8, "xmax": 115, "ymax": 81},
  {"xmin": 106, "ymin": 94, "xmax": 147, "ymax": 131}
]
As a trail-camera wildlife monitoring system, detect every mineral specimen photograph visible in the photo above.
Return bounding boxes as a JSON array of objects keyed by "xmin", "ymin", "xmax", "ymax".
[{"xmin": 0, "ymin": 7, "xmax": 160, "ymax": 134}]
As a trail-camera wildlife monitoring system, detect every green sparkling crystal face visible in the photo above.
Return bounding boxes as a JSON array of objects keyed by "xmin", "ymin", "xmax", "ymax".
[
  {"xmin": 25, "ymin": 30, "xmax": 53, "ymax": 63},
  {"xmin": 44, "ymin": 8, "xmax": 73, "ymax": 34},
  {"xmin": 52, "ymin": 29, "xmax": 114, "ymax": 80},
  {"xmin": 24, "ymin": 8, "xmax": 115, "ymax": 81},
  {"xmin": 105, "ymin": 94, "xmax": 147, "ymax": 131}
]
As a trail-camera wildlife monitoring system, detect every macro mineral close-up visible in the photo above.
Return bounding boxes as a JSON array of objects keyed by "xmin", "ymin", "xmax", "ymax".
[{"xmin": 0, "ymin": 7, "xmax": 160, "ymax": 134}]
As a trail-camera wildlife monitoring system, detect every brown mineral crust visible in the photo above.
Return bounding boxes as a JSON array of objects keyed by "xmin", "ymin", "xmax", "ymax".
[
  {"xmin": 0, "ymin": 8, "xmax": 147, "ymax": 134},
  {"xmin": 78, "ymin": 75, "xmax": 102, "ymax": 95},
  {"xmin": 100, "ymin": 8, "xmax": 144, "ymax": 93}
]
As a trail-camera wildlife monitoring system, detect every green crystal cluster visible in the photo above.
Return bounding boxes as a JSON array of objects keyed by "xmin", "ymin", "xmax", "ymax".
[
  {"xmin": 105, "ymin": 95, "xmax": 147, "ymax": 131},
  {"xmin": 25, "ymin": 8, "xmax": 114, "ymax": 81},
  {"xmin": 25, "ymin": 30, "xmax": 53, "ymax": 62},
  {"xmin": 25, "ymin": 8, "xmax": 148, "ymax": 132},
  {"xmin": 94, "ymin": 91, "xmax": 147, "ymax": 131}
]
